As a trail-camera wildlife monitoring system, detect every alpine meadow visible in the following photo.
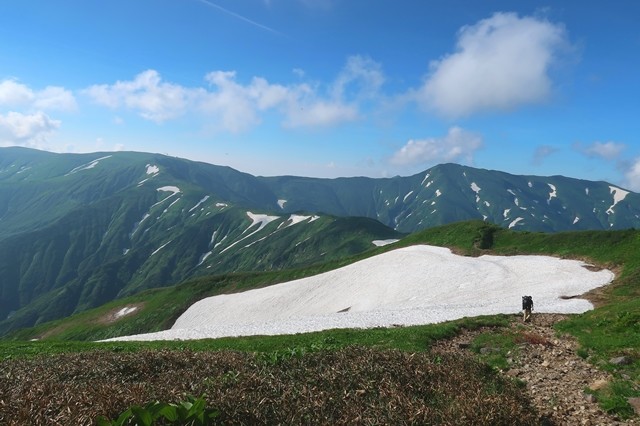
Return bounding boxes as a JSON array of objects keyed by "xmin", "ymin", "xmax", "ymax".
[{"xmin": 1, "ymin": 1, "xmax": 639, "ymax": 424}]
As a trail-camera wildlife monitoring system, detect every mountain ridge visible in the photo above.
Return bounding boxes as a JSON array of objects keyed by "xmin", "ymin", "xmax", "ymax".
[{"xmin": 1, "ymin": 147, "xmax": 638, "ymax": 334}]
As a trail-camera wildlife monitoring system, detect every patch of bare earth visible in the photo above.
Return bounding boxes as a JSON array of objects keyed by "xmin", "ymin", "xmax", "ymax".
[{"xmin": 431, "ymin": 313, "xmax": 636, "ymax": 425}]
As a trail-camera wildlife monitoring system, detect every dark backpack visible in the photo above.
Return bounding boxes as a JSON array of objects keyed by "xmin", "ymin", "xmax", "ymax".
[{"xmin": 522, "ymin": 296, "xmax": 533, "ymax": 310}]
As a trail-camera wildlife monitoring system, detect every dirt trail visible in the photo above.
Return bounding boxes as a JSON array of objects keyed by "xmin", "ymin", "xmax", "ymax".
[{"xmin": 431, "ymin": 313, "xmax": 636, "ymax": 425}]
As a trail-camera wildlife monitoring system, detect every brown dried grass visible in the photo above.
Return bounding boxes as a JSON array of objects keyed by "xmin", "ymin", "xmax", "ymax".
[{"xmin": 0, "ymin": 347, "xmax": 539, "ymax": 425}]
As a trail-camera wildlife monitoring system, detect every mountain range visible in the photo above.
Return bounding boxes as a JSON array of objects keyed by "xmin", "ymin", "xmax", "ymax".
[{"xmin": 1, "ymin": 146, "xmax": 638, "ymax": 334}]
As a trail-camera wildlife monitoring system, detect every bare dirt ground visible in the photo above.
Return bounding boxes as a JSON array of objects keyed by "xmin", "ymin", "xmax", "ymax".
[{"xmin": 431, "ymin": 313, "xmax": 637, "ymax": 425}]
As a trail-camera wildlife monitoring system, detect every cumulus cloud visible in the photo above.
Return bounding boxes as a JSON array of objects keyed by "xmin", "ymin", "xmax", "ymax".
[
  {"xmin": 418, "ymin": 12, "xmax": 569, "ymax": 118},
  {"xmin": 0, "ymin": 79, "xmax": 77, "ymax": 111},
  {"xmin": 575, "ymin": 140, "xmax": 625, "ymax": 160},
  {"xmin": 85, "ymin": 58, "xmax": 374, "ymax": 132},
  {"xmin": 84, "ymin": 70, "xmax": 191, "ymax": 123},
  {"xmin": 390, "ymin": 127, "xmax": 482, "ymax": 166},
  {"xmin": 0, "ymin": 111, "xmax": 61, "ymax": 147}
]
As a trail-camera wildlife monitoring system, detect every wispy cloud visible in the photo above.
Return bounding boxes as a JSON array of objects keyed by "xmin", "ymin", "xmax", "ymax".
[
  {"xmin": 532, "ymin": 144, "xmax": 559, "ymax": 165},
  {"xmin": 574, "ymin": 140, "xmax": 625, "ymax": 160},
  {"xmin": 195, "ymin": 0, "xmax": 282, "ymax": 36}
]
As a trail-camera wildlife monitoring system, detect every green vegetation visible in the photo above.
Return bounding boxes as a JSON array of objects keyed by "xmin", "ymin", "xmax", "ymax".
[
  {"xmin": 0, "ymin": 347, "xmax": 540, "ymax": 425},
  {"xmin": 97, "ymin": 395, "xmax": 219, "ymax": 426},
  {"xmin": 2, "ymin": 220, "xmax": 639, "ymax": 421}
]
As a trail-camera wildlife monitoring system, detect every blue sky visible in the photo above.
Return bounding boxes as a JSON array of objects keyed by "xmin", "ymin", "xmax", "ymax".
[{"xmin": 1, "ymin": 1, "xmax": 639, "ymax": 189}]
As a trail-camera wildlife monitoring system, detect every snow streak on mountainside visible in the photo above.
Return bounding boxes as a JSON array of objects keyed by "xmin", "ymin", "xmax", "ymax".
[
  {"xmin": 261, "ymin": 163, "xmax": 640, "ymax": 233},
  {"xmin": 0, "ymin": 147, "xmax": 638, "ymax": 335}
]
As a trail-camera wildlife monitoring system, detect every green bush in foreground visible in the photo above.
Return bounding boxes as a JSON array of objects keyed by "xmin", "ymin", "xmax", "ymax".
[{"xmin": 97, "ymin": 395, "xmax": 219, "ymax": 426}]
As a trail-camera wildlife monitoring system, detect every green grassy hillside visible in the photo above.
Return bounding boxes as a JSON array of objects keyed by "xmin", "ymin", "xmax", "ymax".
[{"xmin": 2, "ymin": 221, "xmax": 638, "ymax": 421}]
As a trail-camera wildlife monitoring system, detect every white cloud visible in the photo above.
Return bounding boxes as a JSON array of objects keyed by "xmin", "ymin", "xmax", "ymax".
[
  {"xmin": 577, "ymin": 141, "xmax": 625, "ymax": 160},
  {"xmin": 0, "ymin": 80, "xmax": 34, "ymax": 106},
  {"xmin": 624, "ymin": 158, "xmax": 640, "ymax": 191},
  {"xmin": 418, "ymin": 12, "xmax": 569, "ymax": 118},
  {"xmin": 33, "ymin": 86, "xmax": 77, "ymax": 111},
  {"xmin": 390, "ymin": 127, "xmax": 482, "ymax": 166},
  {"xmin": 0, "ymin": 79, "xmax": 76, "ymax": 111},
  {"xmin": 86, "ymin": 60, "xmax": 370, "ymax": 132},
  {"xmin": 0, "ymin": 111, "xmax": 60, "ymax": 147},
  {"xmin": 283, "ymin": 99, "xmax": 358, "ymax": 128},
  {"xmin": 84, "ymin": 70, "xmax": 191, "ymax": 123},
  {"xmin": 532, "ymin": 144, "xmax": 559, "ymax": 165},
  {"xmin": 331, "ymin": 55, "xmax": 384, "ymax": 100}
]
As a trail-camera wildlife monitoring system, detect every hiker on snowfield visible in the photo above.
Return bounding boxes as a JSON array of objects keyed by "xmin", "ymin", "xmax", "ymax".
[{"xmin": 522, "ymin": 295, "xmax": 533, "ymax": 322}]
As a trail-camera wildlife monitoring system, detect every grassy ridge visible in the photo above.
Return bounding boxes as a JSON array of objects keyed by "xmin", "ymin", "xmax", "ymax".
[{"xmin": 1, "ymin": 220, "xmax": 638, "ymax": 421}]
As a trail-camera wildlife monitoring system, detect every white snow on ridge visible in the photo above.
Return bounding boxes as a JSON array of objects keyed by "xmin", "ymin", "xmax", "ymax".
[
  {"xmin": 245, "ymin": 212, "xmax": 280, "ymax": 232},
  {"xmin": 547, "ymin": 184, "xmax": 557, "ymax": 203},
  {"xmin": 607, "ymin": 186, "xmax": 629, "ymax": 215},
  {"xmin": 66, "ymin": 155, "xmax": 112, "ymax": 175},
  {"xmin": 372, "ymin": 239, "xmax": 399, "ymax": 247},
  {"xmin": 287, "ymin": 214, "xmax": 320, "ymax": 226},
  {"xmin": 278, "ymin": 199, "xmax": 287, "ymax": 209},
  {"xmin": 189, "ymin": 195, "xmax": 210, "ymax": 213},
  {"xmin": 157, "ymin": 186, "xmax": 180, "ymax": 195},
  {"xmin": 106, "ymin": 245, "xmax": 614, "ymax": 342},
  {"xmin": 115, "ymin": 307, "xmax": 138, "ymax": 318},
  {"xmin": 509, "ymin": 217, "xmax": 524, "ymax": 229},
  {"xmin": 471, "ymin": 182, "xmax": 481, "ymax": 203},
  {"xmin": 220, "ymin": 212, "xmax": 280, "ymax": 254},
  {"xmin": 151, "ymin": 240, "xmax": 172, "ymax": 256}
]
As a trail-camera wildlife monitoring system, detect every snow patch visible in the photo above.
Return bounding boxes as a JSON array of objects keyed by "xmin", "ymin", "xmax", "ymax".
[
  {"xmin": 435, "ymin": 189, "xmax": 442, "ymax": 197},
  {"xmin": 606, "ymin": 186, "xmax": 629, "ymax": 214},
  {"xmin": 106, "ymin": 246, "xmax": 614, "ymax": 342},
  {"xmin": 508, "ymin": 217, "xmax": 524, "ymax": 229},
  {"xmin": 157, "ymin": 186, "xmax": 180, "ymax": 195},
  {"xmin": 470, "ymin": 182, "xmax": 481, "ymax": 194},
  {"xmin": 151, "ymin": 240, "xmax": 171, "ymax": 256},
  {"xmin": 372, "ymin": 239, "xmax": 399, "ymax": 247},
  {"xmin": 547, "ymin": 184, "xmax": 557, "ymax": 203},
  {"xmin": 115, "ymin": 306, "xmax": 138, "ymax": 318},
  {"xmin": 278, "ymin": 199, "xmax": 287, "ymax": 209},
  {"xmin": 573, "ymin": 217, "xmax": 580, "ymax": 225},
  {"xmin": 146, "ymin": 164, "xmax": 159, "ymax": 175},
  {"xmin": 421, "ymin": 173, "xmax": 430, "ymax": 186},
  {"xmin": 66, "ymin": 155, "xmax": 112, "ymax": 175},
  {"xmin": 403, "ymin": 191, "xmax": 414, "ymax": 202},
  {"xmin": 188, "ymin": 195, "xmax": 210, "ymax": 213}
]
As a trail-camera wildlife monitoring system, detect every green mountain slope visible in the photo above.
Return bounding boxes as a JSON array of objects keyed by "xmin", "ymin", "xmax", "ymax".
[
  {"xmin": 1, "ymin": 147, "xmax": 639, "ymax": 335},
  {"xmin": 261, "ymin": 163, "xmax": 640, "ymax": 232},
  {"xmin": 0, "ymin": 148, "xmax": 401, "ymax": 334}
]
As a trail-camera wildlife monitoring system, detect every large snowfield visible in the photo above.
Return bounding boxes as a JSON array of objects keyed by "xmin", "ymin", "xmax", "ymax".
[{"xmin": 107, "ymin": 245, "xmax": 614, "ymax": 342}]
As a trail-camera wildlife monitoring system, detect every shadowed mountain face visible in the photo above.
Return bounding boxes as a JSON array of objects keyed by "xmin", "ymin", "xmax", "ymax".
[{"xmin": 0, "ymin": 147, "xmax": 638, "ymax": 334}]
